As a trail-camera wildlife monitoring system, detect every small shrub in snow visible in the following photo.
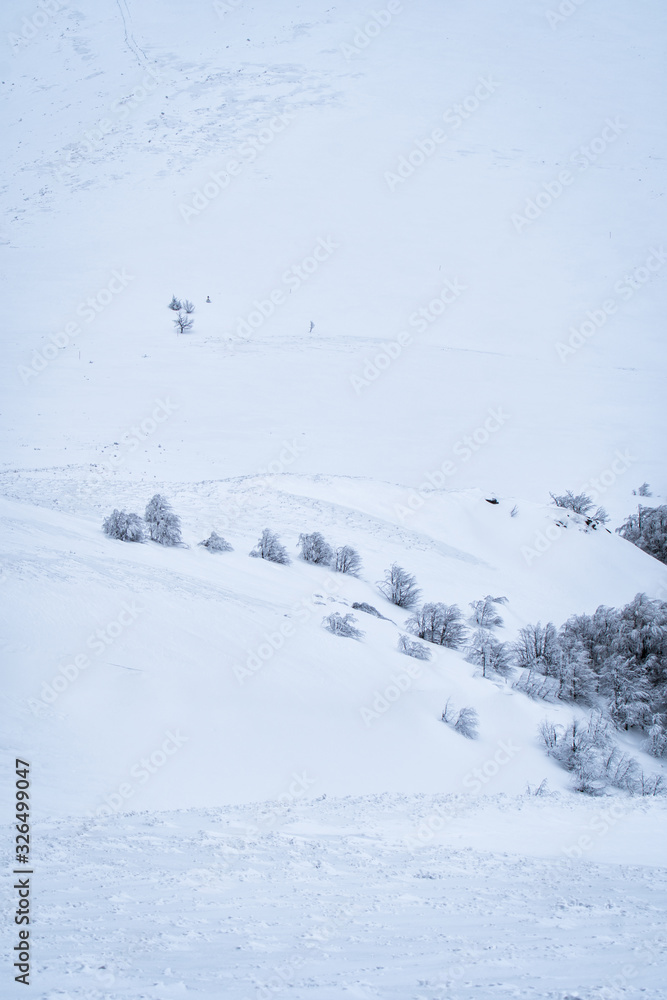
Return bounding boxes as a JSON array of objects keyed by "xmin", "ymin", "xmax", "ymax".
[
  {"xmin": 550, "ymin": 490, "xmax": 608, "ymax": 524},
  {"xmin": 298, "ymin": 531, "xmax": 333, "ymax": 565},
  {"xmin": 352, "ymin": 602, "xmax": 386, "ymax": 619},
  {"xmin": 168, "ymin": 295, "xmax": 182, "ymax": 311},
  {"xmin": 102, "ymin": 509, "xmax": 145, "ymax": 542},
  {"xmin": 407, "ymin": 603, "xmax": 467, "ymax": 648},
  {"xmin": 441, "ymin": 699, "xmax": 478, "ymax": 739},
  {"xmin": 454, "ymin": 706, "xmax": 479, "ymax": 740},
  {"xmin": 145, "ymin": 494, "xmax": 182, "ymax": 546},
  {"xmin": 249, "ymin": 529, "xmax": 291, "ymax": 565},
  {"xmin": 323, "ymin": 612, "xmax": 364, "ymax": 639},
  {"xmin": 378, "ymin": 563, "xmax": 421, "ymax": 609},
  {"xmin": 333, "ymin": 545, "xmax": 362, "ymax": 576},
  {"xmin": 199, "ymin": 531, "xmax": 233, "ymax": 552},
  {"xmin": 633, "ymin": 482, "xmax": 652, "ymax": 497},
  {"xmin": 397, "ymin": 635, "xmax": 432, "ymax": 660}
]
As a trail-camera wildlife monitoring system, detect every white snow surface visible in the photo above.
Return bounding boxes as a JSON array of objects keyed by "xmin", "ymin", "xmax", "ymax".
[{"xmin": 1, "ymin": 0, "xmax": 667, "ymax": 995}]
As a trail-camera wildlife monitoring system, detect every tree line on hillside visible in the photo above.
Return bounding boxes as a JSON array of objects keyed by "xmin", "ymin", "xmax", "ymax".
[{"xmin": 102, "ymin": 494, "xmax": 667, "ymax": 772}]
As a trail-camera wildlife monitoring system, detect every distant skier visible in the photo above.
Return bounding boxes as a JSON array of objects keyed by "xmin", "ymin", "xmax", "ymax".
[
  {"xmin": 206, "ymin": 295, "xmax": 211, "ymax": 303},
  {"xmin": 309, "ymin": 320, "xmax": 314, "ymax": 333}
]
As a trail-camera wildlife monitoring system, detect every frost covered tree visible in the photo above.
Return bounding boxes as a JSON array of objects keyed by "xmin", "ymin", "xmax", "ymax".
[
  {"xmin": 378, "ymin": 563, "xmax": 421, "ymax": 609},
  {"xmin": 617, "ymin": 505, "xmax": 667, "ymax": 565},
  {"xmin": 102, "ymin": 509, "xmax": 145, "ymax": 542},
  {"xmin": 298, "ymin": 532, "xmax": 333, "ymax": 566},
  {"xmin": 333, "ymin": 545, "xmax": 362, "ymax": 576},
  {"xmin": 199, "ymin": 531, "xmax": 233, "ymax": 552},
  {"xmin": 468, "ymin": 595, "xmax": 507, "ymax": 631},
  {"xmin": 645, "ymin": 716, "xmax": 667, "ymax": 758},
  {"xmin": 406, "ymin": 603, "xmax": 467, "ymax": 648},
  {"xmin": 323, "ymin": 612, "xmax": 364, "ymax": 639},
  {"xmin": 512, "ymin": 622, "xmax": 561, "ymax": 676},
  {"xmin": 168, "ymin": 295, "xmax": 182, "ymax": 311},
  {"xmin": 249, "ymin": 529, "xmax": 291, "ymax": 564},
  {"xmin": 397, "ymin": 635, "xmax": 432, "ymax": 660},
  {"xmin": 633, "ymin": 482, "xmax": 652, "ymax": 497},
  {"xmin": 556, "ymin": 646, "xmax": 596, "ymax": 704},
  {"xmin": 550, "ymin": 490, "xmax": 608, "ymax": 524},
  {"xmin": 466, "ymin": 632, "xmax": 513, "ymax": 678},
  {"xmin": 145, "ymin": 494, "xmax": 182, "ymax": 546}
]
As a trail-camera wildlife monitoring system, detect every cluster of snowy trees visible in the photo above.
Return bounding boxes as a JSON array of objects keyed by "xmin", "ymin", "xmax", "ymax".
[
  {"xmin": 297, "ymin": 531, "xmax": 362, "ymax": 575},
  {"xmin": 103, "ymin": 495, "xmax": 183, "ymax": 546},
  {"xmin": 539, "ymin": 711, "xmax": 663, "ymax": 796},
  {"xmin": 617, "ymin": 504, "xmax": 667, "ymax": 565},
  {"xmin": 168, "ymin": 295, "xmax": 195, "ymax": 334},
  {"xmin": 103, "ymin": 508, "xmax": 363, "ymax": 575},
  {"xmin": 518, "ymin": 593, "xmax": 667, "ymax": 758}
]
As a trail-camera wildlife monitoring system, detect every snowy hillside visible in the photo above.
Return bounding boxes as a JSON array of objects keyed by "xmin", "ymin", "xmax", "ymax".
[{"xmin": 1, "ymin": 0, "xmax": 667, "ymax": 995}]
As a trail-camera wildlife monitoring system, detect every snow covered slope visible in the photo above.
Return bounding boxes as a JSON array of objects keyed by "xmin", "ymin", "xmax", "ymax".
[
  {"xmin": 1, "ymin": 473, "xmax": 665, "ymax": 821},
  {"xmin": 1, "ymin": 0, "xmax": 665, "ymax": 504}
]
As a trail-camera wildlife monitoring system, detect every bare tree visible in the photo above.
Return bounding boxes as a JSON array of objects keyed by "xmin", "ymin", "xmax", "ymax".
[{"xmin": 174, "ymin": 311, "xmax": 194, "ymax": 334}]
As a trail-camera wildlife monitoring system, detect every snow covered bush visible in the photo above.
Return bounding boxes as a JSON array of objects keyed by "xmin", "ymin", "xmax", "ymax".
[
  {"xmin": 406, "ymin": 603, "xmax": 467, "ymax": 648},
  {"xmin": 333, "ymin": 545, "xmax": 362, "ymax": 576},
  {"xmin": 169, "ymin": 296, "xmax": 195, "ymax": 334},
  {"xmin": 377, "ymin": 563, "xmax": 421, "ymax": 609},
  {"xmin": 145, "ymin": 494, "xmax": 182, "ymax": 546},
  {"xmin": 352, "ymin": 602, "xmax": 386, "ymax": 619},
  {"xmin": 199, "ymin": 531, "xmax": 233, "ymax": 552},
  {"xmin": 550, "ymin": 490, "xmax": 608, "ymax": 524},
  {"xmin": 616, "ymin": 504, "xmax": 667, "ymax": 565},
  {"xmin": 633, "ymin": 482, "xmax": 652, "ymax": 497},
  {"xmin": 397, "ymin": 635, "xmax": 432, "ymax": 660},
  {"xmin": 441, "ymin": 699, "xmax": 478, "ymax": 739},
  {"xmin": 102, "ymin": 509, "xmax": 145, "ymax": 542},
  {"xmin": 249, "ymin": 529, "xmax": 291, "ymax": 564},
  {"xmin": 323, "ymin": 612, "xmax": 364, "ymax": 639},
  {"xmin": 540, "ymin": 712, "xmax": 643, "ymax": 795},
  {"xmin": 298, "ymin": 531, "xmax": 333, "ymax": 565},
  {"xmin": 468, "ymin": 595, "xmax": 507, "ymax": 631},
  {"xmin": 454, "ymin": 706, "xmax": 480, "ymax": 740}
]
